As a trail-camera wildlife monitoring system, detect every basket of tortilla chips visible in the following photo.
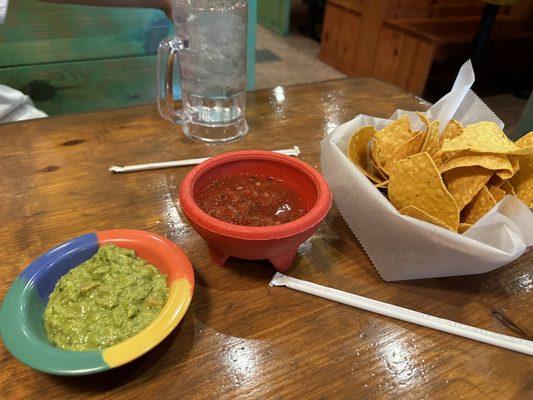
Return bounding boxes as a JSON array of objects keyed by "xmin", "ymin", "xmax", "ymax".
[{"xmin": 321, "ymin": 61, "xmax": 533, "ymax": 281}]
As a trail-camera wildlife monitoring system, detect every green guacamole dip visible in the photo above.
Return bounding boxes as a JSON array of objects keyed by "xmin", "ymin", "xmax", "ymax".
[{"xmin": 44, "ymin": 244, "xmax": 168, "ymax": 351}]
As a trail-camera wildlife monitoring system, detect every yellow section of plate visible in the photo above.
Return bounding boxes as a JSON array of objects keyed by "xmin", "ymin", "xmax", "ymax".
[{"xmin": 102, "ymin": 279, "xmax": 192, "ymax": 368}]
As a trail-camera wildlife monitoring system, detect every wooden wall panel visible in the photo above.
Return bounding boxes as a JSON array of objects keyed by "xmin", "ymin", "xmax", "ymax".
[
  {"xmin": 319, "ymin": 3, "xmax": 343, "ymax": 63},
  {"xmin": 320, "ymin": 0, "xmax": 532, "ymax": 95},
  {"xmin": 352, "ymin": 0, "xmax": 389, "ymax": 76},
  {"xmin": 372, "ymin": 28, "xmax": 403, "ymax": 82},
  {"xmin": 336, "ymin": 11, "xmax": 361, "ymax": 72},
  {"xmin": 320, "ymin": 4, "xmax": 362, "ymax": 75},
  {"xmin": 507, "ymin": 0, "xmax": 533, "ymax": 22},
  {"xmin": 392, "ymin": 35, "xmax": 418, "ymax": 88},
  {"xmin": 371, "ymin": 27, "xmax": 434, "ymax": 96},
  {"xmin": 329, "ymin": 0, "xmax": 364, "ymax": 13},
  {"xmin": 405, "ymin": 41, "xmax": 434, "ymax": 95},
  {"xmin": 384, "ymin": 0, "xmax": 533, "ymax": 19},
  {"xmin": 386, "ymin": 0, "xmax": 483, "ymax": 19}
]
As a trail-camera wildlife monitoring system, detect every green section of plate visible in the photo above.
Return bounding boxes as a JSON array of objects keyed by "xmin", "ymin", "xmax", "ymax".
[{"xmin": 0, "ymin": 278, "xmax": 108, "ymax": 376}]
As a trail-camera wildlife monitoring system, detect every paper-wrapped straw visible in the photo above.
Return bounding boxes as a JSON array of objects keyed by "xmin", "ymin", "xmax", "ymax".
[
  {"xmin": 270, "ymin": 272, "xmax": 533, "ymax": 356},
  {"xmin": 109, "ymin": 146, "xmax": 301, "ymax": 173}
]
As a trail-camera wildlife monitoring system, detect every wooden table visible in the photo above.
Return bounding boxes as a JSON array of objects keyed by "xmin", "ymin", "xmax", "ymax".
[{"xmin": 0, "ymin": 78, "xmax": 531, "ymax": 399}]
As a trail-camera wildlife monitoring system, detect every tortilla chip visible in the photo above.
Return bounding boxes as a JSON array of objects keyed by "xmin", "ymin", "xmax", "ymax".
[
  {"xmin": 421, "ymin": 120, "xmax": 440, "ymax": 157},
  {"xmin": 415, "ymin": 110, "xmax": 431, "ymax": 132},
  {"xmin": 416, "ymin": 112, "xmax": 430, "ymax": 129},
  {"xmin": 388, "ymin": 152, "xmax": 459, "ymax": 231},
  {"xmin": 458, "ymin": 223, "xmax": 472, "ymax": 234},
  {"xmin": 374, "ymin": 115, "xmax": 412, "ymax": 167},
  {"xmin": 440, "ymin": 120, "xmax": 464, "ymax": 145},
  {"xmin": 384, "ymin": 131, "xmax": 425, "ymax": 170},
  {"xmin": 441, "ymin": 122, "xmax": 531, "ymax": 155},
  {"xmin": 500, "ymin": 181, "xmax": 515, "ymax": 196},
  {"xmin": 488, "ymin": 185, "xmax": 506, "ymax": 203},
  {"xmin": 371, "ymin": 160, "xmax": 388, "ymax": 180},
  {"xmin": 516, "ymin": 131, "xmax": 533, "ymax": 147},
  {"xmin": 370, "ymin": 138, "xmax": 388, "ymax": 179},
  {"xmin": 399, "ymin": 205, "xmax": 453, "ymax": 231},
  {"xmin": 432, "ymin": 152, "xmax": 445, "ymax": 168},
  {"xmin": 461, "ymin": 186, "xmax": 497, "ymax": 224},
  {"xmin": 443, "ymin": 166, "xmax": 493, "ymax": 210},
  {"xmin": 495, "ymin": 156, "xmax": 519, "ymax": 180},
  {"xmin": 375, "ymin": 180, "xmax": 389, "ymax": 189},
  {"xmin": 509, "ymin": 132, "xmax": 533, "ymax": 207},
  {"xmin": 348, "ymin": 126, "xmax": 384, "ymax": 184},
  {"xmin": 439, "ymin": 151, "xmax": 512, "ymax": 174}
]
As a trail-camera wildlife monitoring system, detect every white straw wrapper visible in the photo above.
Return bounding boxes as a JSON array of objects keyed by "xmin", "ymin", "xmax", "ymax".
[
  {"xmin": 109, "ymin": 146, "xmax": 301, "ymax": 173},
  {"xmin": 270, "ymin": 272, "xmax": 533, "ymax": 356}
]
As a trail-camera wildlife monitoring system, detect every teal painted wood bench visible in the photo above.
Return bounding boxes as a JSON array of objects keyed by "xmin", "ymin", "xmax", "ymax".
[
  {"xmin": 0, "ymin": 0, "xmax": 256, "ymax": 116},
  {"xmin": 258, "ymin": 0, "xmax": 291, "ymax": 36}
]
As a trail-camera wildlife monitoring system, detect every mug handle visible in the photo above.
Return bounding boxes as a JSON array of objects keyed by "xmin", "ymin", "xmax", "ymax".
[{"xmin": 157, "ymin": 37, "xmax": 189, "ymax": 124}]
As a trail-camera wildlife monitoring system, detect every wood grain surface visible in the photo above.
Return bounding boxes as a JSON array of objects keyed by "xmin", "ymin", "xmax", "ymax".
[
  {"xmin": 0, "ymin": 56, "xmax": 159, "ymax": 115},
  {"xmin": 0, "ymin": 78, "xmax": 532, "ymax": 399},
  {"xmin": 0, "ymin": 0, "xmax": 171, "ymax": 66}
]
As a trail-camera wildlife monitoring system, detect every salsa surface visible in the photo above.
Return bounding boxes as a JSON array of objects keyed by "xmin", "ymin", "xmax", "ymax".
[
  {"xmin": 44, "ymin": 244, "xmax": 168, "ymax": 351},
  {"xmin": 197, "ymin": 173, "xmax": 307, "ymax": 226}
]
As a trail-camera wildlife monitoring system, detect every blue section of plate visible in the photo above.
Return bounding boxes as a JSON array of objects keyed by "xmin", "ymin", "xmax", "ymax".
[{"xmin": 20, "ymin": 233, "xmax": 99, "ymax": 301}]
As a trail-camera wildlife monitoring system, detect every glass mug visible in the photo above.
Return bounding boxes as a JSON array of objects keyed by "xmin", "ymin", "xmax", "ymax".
[{"xmin": 157, "ymin": 0, "xmax": 249, "ymax": 144}]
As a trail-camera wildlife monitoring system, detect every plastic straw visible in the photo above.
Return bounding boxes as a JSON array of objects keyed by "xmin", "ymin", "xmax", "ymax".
[
  {"xmin": 270, "ymin": 272, "xmax": 533, "ymax": 356},
  {"xmin": 109, "ymin": 146, "xmax": 301, "ymax": 173}
]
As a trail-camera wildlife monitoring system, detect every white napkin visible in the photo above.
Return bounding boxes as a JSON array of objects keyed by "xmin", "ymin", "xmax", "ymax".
[
  {"xmin": 0, "ymin": 85, "xmax": 47, "ymax": 123},
  {"xmin": 0, "ymin": 0, "xmax": 8, "ymax": 24},
  {"xmin": 320, "ymin": 60, "xmax": 533, "ymax": 281}
]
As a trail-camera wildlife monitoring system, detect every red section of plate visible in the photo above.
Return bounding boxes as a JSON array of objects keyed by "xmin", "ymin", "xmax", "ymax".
[
  {"xmin": 97, "ymin": 229, "xmax": 194, "ymax": 288},
  {"xmin": 179, "ymin": 150, "xmax": 332, "ymax": 271}
]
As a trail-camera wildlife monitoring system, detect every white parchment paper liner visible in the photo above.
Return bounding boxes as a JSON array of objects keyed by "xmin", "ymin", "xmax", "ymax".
[{"xmin": 320, "ymin": 61, "xmax": 533, "ymax": 281}]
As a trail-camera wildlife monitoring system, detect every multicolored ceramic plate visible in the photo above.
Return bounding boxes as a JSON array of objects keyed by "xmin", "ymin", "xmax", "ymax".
[{"xmin": 0, "ymin": 229, "xmax": 194, "ymax": 375}]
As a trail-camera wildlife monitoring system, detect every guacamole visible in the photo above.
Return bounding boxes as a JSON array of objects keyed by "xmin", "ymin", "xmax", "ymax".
[{"xmin": 44, "ymin": 244, "xmax": 168, "ymax": 351}]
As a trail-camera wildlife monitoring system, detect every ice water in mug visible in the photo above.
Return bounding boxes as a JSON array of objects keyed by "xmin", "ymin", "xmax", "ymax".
[{"xmin": 158, "ymin": 0, "xmax": 249, "ymax": 144}]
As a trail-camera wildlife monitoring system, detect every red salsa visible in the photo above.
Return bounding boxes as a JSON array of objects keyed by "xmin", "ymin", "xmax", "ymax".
[{"xmin": 197, "ymin": 173, "xmax": 308, "ymax": 226}]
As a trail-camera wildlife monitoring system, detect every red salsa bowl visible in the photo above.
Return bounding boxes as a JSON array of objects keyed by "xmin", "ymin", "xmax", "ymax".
[{"xmin": 179, "ymin": 150, "xmax": 332, "ymax": 271}]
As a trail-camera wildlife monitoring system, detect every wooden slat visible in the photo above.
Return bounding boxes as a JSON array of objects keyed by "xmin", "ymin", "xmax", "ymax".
[
  {"xmin": 393, "ymin": 35, "xmax": 418, "ymax": 88},
  {"xmin": 335, "ymin": 10, "xmax": 361, "ymax": 71},
  {"xmin": 384, "ymin": 0, "xmax": 532, "ymax": 19},
  {"xmin": 319, "ymin": 3, "xmax": 343, "ymax": 63},
  {"xmin": 372, "ymin": 27, "xmax": 404, "ymax": 82},
  {"xmin": 386, "ymin": 0, "xmax": 483, "ymax": 18},
  {"xmin": 0, "ymin": 56, "xmax": 159, "ymax": 115},
  {"xmin": 0, "ymin": 0, "xmax": 172, "ymax": 66},
  {"xmin": 383, "ymin": 15, "xmax": 532, "ymax": 47},
  {"xmin": 0, "ymin": 0, "xmax": 172, "ymax": 67},
  {"xmin": 405, "ymin": 41, "xmax": 434, "ymax": 95},
  {"xmin": 328, "ymin": 0, "xmax": 364, "ymax": 13},
  {"xmin": 352, "ymin": 0, "xmax": 389, "ymax": 76},
  {"xmin": 508, "ymin": 0, "xmax": 533, "ymax": 21}
]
